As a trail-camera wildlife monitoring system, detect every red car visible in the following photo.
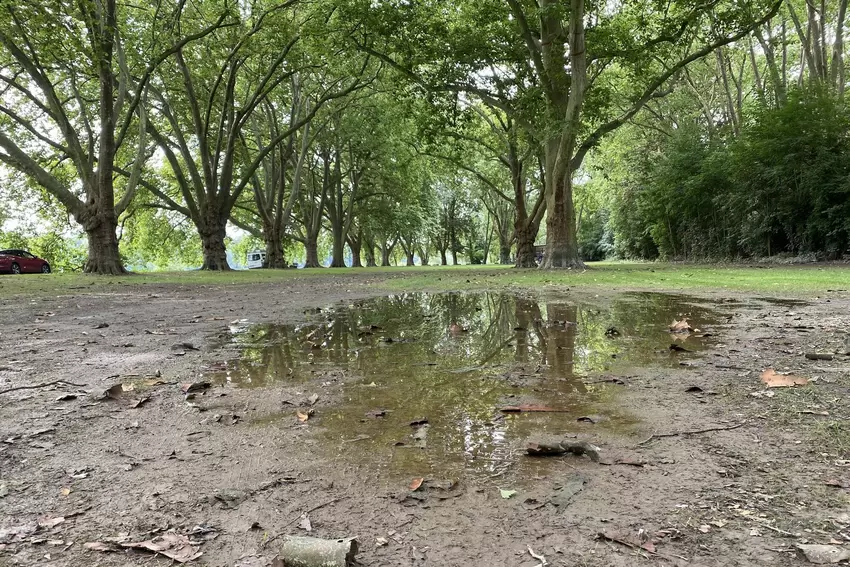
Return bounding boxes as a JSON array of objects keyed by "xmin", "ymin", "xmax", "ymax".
[{"xmin": 0, "ymin": 249, "xmax": 51, "ymax": 274}]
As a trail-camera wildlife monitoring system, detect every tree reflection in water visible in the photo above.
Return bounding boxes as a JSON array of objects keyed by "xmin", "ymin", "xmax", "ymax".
[{"xmin": 210, "ymin": 292, "xmax": 724, "ymax": 485}]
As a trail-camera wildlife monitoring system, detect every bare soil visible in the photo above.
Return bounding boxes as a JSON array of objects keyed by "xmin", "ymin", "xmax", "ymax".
[{"xmin": 1, "ymin": 270, "xmax": 849, "ymax": 567}]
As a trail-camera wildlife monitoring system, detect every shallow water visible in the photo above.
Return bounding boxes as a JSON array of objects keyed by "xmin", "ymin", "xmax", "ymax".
[{"xmin": 207, "ymin": 291, "xmax": 728, "ymax": 486}]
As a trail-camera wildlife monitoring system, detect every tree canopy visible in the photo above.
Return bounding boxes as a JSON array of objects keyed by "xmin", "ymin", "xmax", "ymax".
[{"xmin": 0, "ymin": 0, "xmax": 846, "ymax": 271}]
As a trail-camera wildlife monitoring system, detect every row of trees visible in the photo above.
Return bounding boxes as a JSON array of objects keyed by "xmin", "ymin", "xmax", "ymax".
[{"xmin": 0, "ymin": 0, "xmax": 832, "ymax": 272}]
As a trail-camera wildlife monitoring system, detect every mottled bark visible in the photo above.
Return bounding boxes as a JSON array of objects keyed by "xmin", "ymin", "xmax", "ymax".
[
  {"xmin": 83, "ymin": 212, "xmax": 125, "ymax": 274},
  {"xmin": 304, "ymin": 237, "xmax": 320, "ymax": 268}
]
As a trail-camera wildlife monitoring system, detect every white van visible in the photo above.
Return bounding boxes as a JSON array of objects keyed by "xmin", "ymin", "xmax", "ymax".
[{"xmin": 246, "ymin": 250, "xmax": 267, "ymax": 269}]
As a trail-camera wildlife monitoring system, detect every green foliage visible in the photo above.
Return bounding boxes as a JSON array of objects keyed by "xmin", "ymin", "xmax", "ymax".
[{"xmin": 597, "ymin": 88, "xmax": 850, "ymax": 260}]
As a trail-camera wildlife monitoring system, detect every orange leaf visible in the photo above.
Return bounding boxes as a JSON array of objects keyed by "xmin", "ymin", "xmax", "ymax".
[
  {"xmin": 760, "ymin": 368, "xmax": 808, "ymax": 388},
  {"xmin": 296, "ymin": 410, "xmax": 311, "ymax": 422},
  {"xmin": 669, "ymin": 318, "xmax": 693, "ymax": 333},
  {"xmin": 409, "ymin": 478, "xmax": 424, "ymax": 491}
]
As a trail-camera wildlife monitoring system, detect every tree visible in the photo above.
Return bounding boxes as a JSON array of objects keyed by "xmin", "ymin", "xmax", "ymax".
[
  {"xmin": 0, "ymin": 0, "xmax": 221, "ymax": 272},
  {"xmin": 347, "ymin": 0, "xmax": 782, "ymax": 268},
  {"xmin": 143, "ymin": 1, "xmax": 373, "ymax": 269}
]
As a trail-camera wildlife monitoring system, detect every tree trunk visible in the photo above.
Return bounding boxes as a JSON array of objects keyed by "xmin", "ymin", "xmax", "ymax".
[
  {"xmin": 515, "ymin": 226, "xmax": 537, "ymax": 268},
  {"xmin": 499, "ymin": 245, "xmax": 511, "ymax": 265},
  {"xmin": 541, "ymin": 168, "xmax": 583, "ymax": 269},
  {"xmin": 304, "ymin": 236, "xmax": 320, "ymax": 268},
  {"xmin": 200, "ymin": 221, "xmax": 229, "ymax": 271},
  {"xmin": 405, "ymin": 252, "xmax": 415, "ymax": 266},
  {"xmin": 439, "ymin": 249, "xmax": 447, "ymax": 265},
  {"xmin": 348, "ymin": 238, "xmax": 363, "ymax": 268},
  {"xmin": 381, "ymin": 247, "xmax": 391, "ymax": 266},
  {"xmin": 83, "ymin": 211, "xmax": 125, "ymax": 274},
  {"xmin": 418, "ymin": 246, "xmax": 430, "ymax": 265},
  {"xmin": 330, "ymin": 220, "xmax": 345, "ymax": 268},
  {"xmin": 365, "ymin": 243, "xmax": 376, "ymax": 267},
  {"xmin": 264, "ymin": 224, "xmax": 286, "ymax": 269}
]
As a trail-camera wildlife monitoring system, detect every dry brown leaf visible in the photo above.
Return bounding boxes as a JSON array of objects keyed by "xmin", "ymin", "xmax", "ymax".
[
  {"xmin": 103, "ymin": 384, "xmax": 123, "ymax": 400},
  {"xmin": 121, "ymin": 533, "xmax": 202, "ymax": 563},
  {"xmin": 409, "ymin": 478, "xmax": 424, "ymax": 491},
  {"xmin": 180, "ymin": 381, "xmax": 211, "ymax": 394},
  {"xmin": 296, "ymin": 410, "xmax": 313, "ymax": 423},
  {"xmin": 761, "ymin": 368, "xmax": 808, "ymax": 388},
  {"xmin": 669, "ymin": 318, "xmax": 693, "ymax": 333},
  {"xmin": 37, "ymin": 516, "xmax": 65, "ymax": 529}
]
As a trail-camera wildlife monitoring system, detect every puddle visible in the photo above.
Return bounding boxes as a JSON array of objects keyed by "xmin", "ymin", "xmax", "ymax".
[{"xmin": 207, "ymin": 292, "xmax": 729, "ymax": 487}]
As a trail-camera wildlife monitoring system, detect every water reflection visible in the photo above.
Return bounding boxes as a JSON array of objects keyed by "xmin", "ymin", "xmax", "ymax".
[{"xmin": 209, "ymin": 292, "xmax": 726, "ymax": 485}]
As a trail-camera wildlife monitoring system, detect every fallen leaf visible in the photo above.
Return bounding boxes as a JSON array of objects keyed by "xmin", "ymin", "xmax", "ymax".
[
  {"xmin": 84, "ymin": 541, "xmax": 117, "ymax": 552},
  {"xmin": 685, "ymin": 385, "xmax": 704, "ymax": 393},
  {"xmin": 92, "ymin": 323, "xmax": 109, "ymax": 329},
  {"xmin": 761, "ymin": 369, "xmax": 808, "ymax": 388},
  {"xmin": 121, "ymin": 532, "xmax": 202, "ymax": 563},
  {"xmin": 143, "ymin": 379, "xmax": 166, "ymax": 387},
  {"xmin": 699, "ymin": 525, "xmax": 711, "ymax": 533},
  {"xmin": 296, "ymin": 409, "xmax": 313, "ymax": 422},
  {"xmin": 132, "ymin": 397, "xmax": 150, "ymax": 409},
  {"xmin": 376, "ymin": 537, "xmax": 389, "ymax": 547},
  {"xmin": 409, "ymin": 478, "xmax": 424, "ymax": 491},
  {"xmin": 298, "ymin": 514, "xmax": 312, "ymax": 532},
  {"xmin": 37, "ymin": 516, "xmax": 65, "ymax": 529},
  {"xmin": 796, "ymin": 544, "xmax": 850, "ymax": 564},
  {"xmin": 499, "ymin": 488, "xmax": 517, "ymax": 499},
  {"xmin": 308, "ymin": 393, "xmax": 319, "ymax": 405},
  {"xmin": 669, "ymin": 318, "xmax": 693, "ymax": 333},
  {"xmin": 824, "ymin": 479, "xmax": 849, "ymax": 489},
  {"xmin": 60, "ymin": 488, "xmax": 71, "ymax": 496},
  {"xmin": 56, "ymin": 394, "xmax": 78, "ymax": 401},
  {"xmin": 102, "ymin": 384, "xmax": 123, "ymax": 400},
  {"xmin": 180, "ymin": 381, "xmax": 211, "ymax": 394}
]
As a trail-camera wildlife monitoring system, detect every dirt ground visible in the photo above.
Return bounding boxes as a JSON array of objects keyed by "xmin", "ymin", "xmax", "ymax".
[{"xmin": 1, "ymin": 270, "xmax": 849, "ymax": 567}]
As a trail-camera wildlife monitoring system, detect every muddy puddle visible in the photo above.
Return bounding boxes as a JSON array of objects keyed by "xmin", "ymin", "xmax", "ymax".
[{"xmin": 206, "ymin": 292, "xmax": 730, "ymax": 488}]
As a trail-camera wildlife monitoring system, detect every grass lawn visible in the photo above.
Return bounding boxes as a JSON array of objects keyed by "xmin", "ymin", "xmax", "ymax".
[{"xmin": 1, "ymin": 261, "xmax": 848, "ymax": 297}]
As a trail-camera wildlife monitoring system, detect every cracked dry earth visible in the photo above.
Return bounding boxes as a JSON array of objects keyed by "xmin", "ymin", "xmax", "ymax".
[{"xmin": 0, "ymin": 271, "xmax": 849, "ymax": 567}]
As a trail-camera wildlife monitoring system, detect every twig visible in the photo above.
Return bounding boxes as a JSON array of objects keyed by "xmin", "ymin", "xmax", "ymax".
[
  {"xmin": 528, "ymin": 545, "xmax": 548, "ymax": 566},
  {"xmin": 754, "ymin": 520, "xmax": 797, "ymax": 538},
  {"xmin": 597, "ymin": 532, "xmax": 688, "ymax": 562},
  {"xmin": 637, "ymin": 421, "xmax": 748, "ymax": 446},
  {"xmin": 0, "ymin": 379, "xmax": 86, "ymax": 396},
  {"xmin": 263, "ymin": 497, "xmax": 346, "ymax": 548}
]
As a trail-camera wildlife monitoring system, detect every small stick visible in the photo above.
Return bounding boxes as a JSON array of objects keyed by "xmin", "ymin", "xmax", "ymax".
[
  {"xmin": 0, "ymin": 379, "xmax": 86, "ymax": 396},
  {"xmin": 755, "ymin": 521, "xmax": 797, "ymax": 538},
  {"xmin": 637, "ymin": 422, "xmax": 748, "ymax": 446},
  {"xmin": 528, "ymin": 545, "xmax": 548, "ymax": 566},
  {"xmin": 598, "ymin": 533, "xmax": 688, "ymax": 562}
]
